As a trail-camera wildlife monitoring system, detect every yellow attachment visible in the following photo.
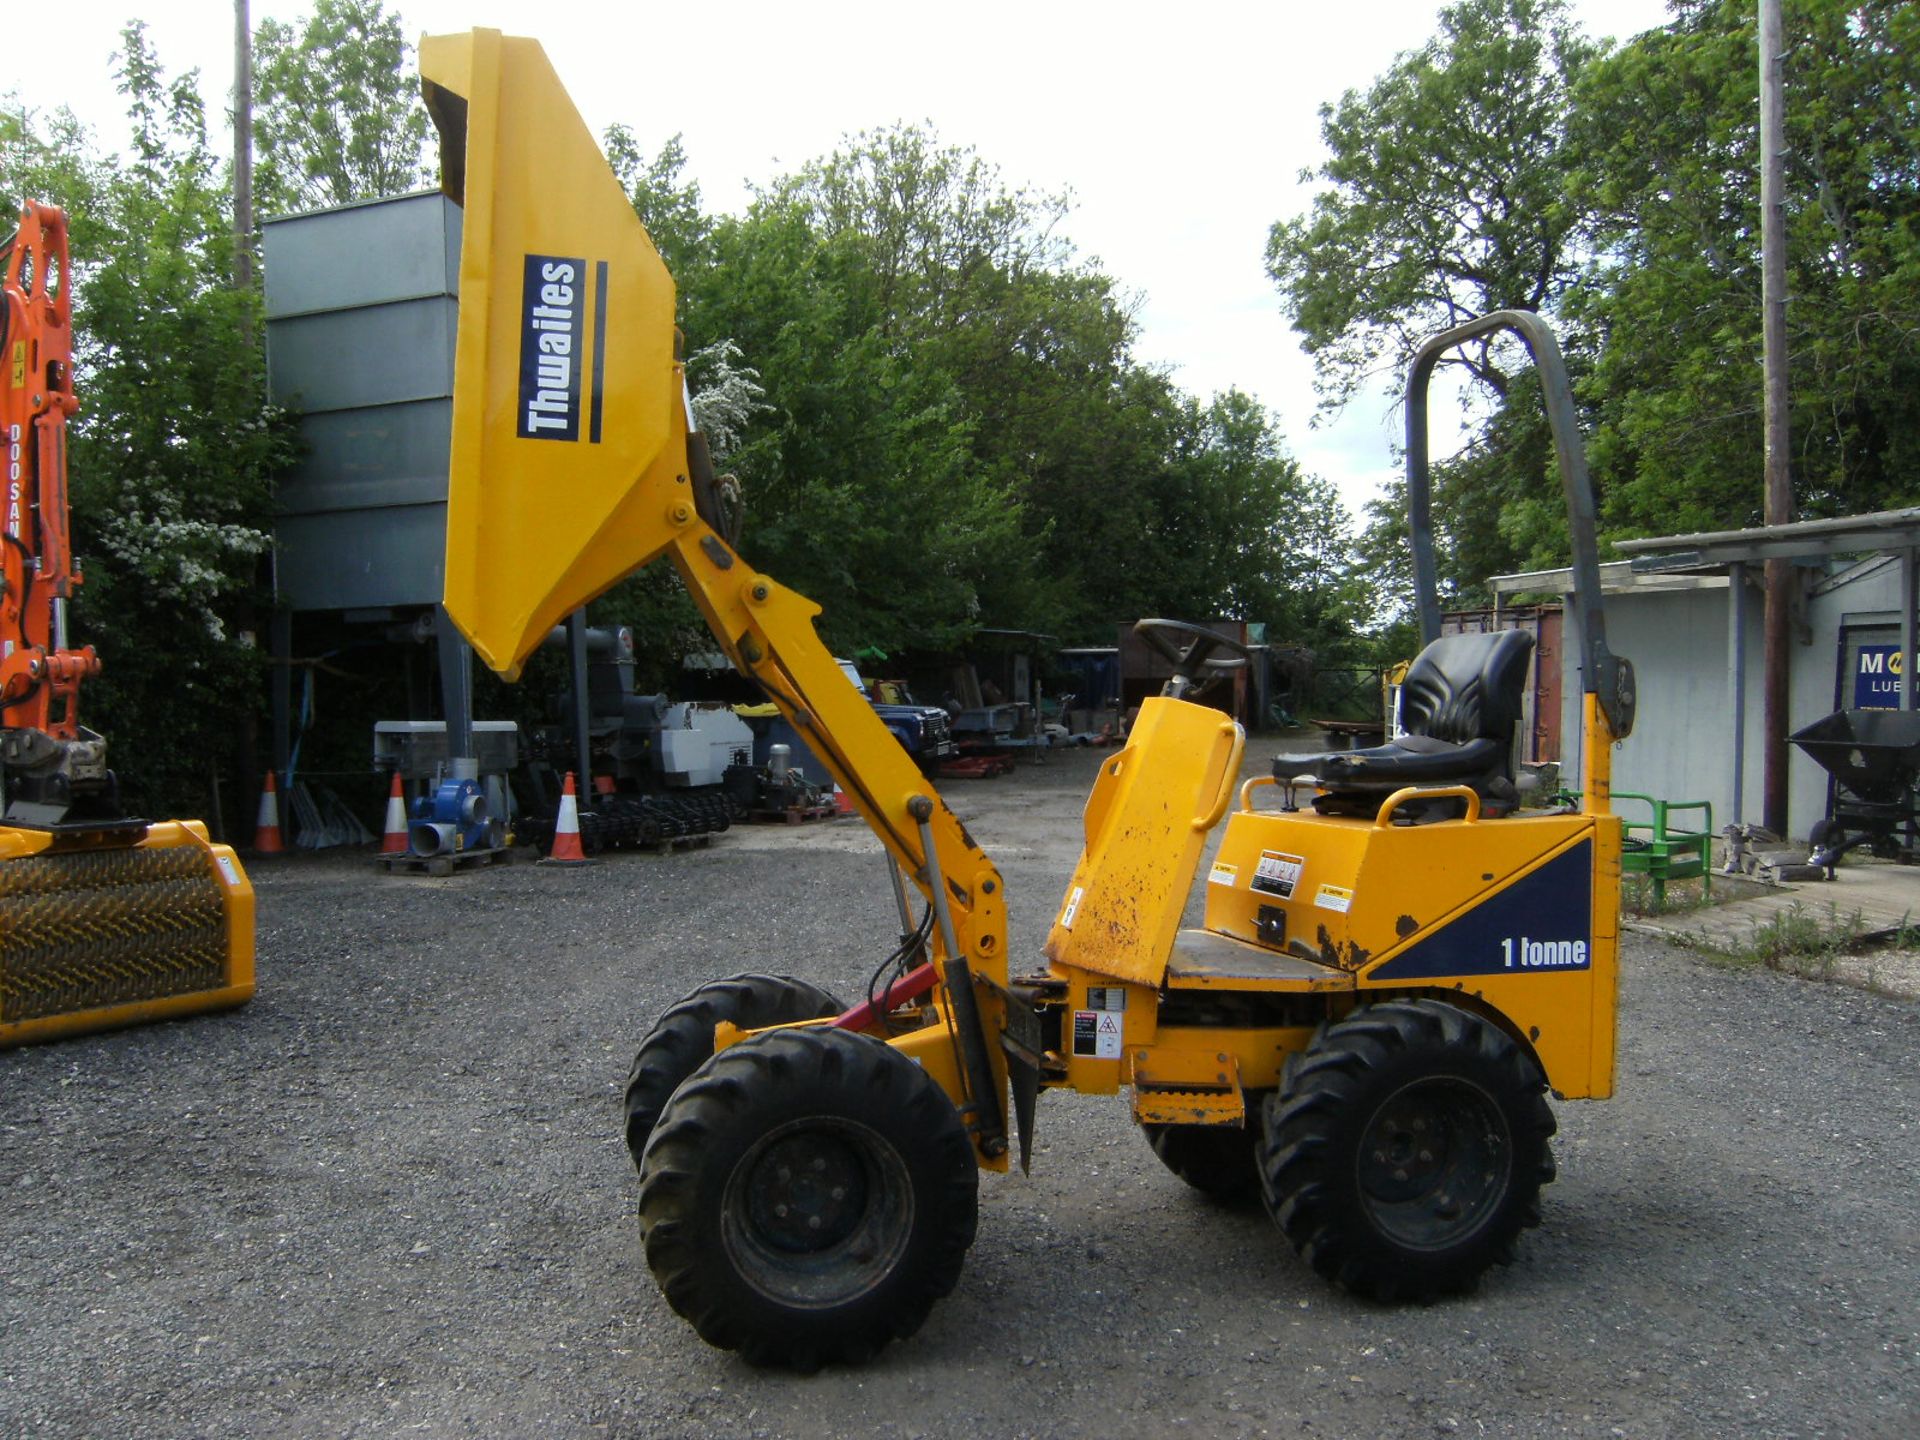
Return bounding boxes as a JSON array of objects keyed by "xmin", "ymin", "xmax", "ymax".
[
  {"xmin": 1043, "ymin": 697, "xmax": 1244, "ymax": 988},
  {"xmin": 0, "ymin": 823, "xmax": 255, "ymax": 1048},
  {"xmin": 419, "ymin": 26, "xmax": 1010, "ymax": 998},
  {"xmin": 421, "ymin": 29, "xmax": 683, "ymax": 681}
]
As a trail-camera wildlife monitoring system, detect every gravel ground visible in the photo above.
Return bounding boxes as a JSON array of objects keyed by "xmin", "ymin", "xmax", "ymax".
[{"xmin": 4, "ymin": 746, "xmax": 1918, "ymax": 1439}]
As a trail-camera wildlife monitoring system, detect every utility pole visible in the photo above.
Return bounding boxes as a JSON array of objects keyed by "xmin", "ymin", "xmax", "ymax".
[
  {"xmin": 234, "ymin": 0, "xmax": 254, "ymax": 295},
  {"xmin": 234, "ymin": 0, "xmax": 262, "ymax": 840},
  {"xmin": 1759, "ymin": 0, "xmax": 1792, "ymax": 836}
]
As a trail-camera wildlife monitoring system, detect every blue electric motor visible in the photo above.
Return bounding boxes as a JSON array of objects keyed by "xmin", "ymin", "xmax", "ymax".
[{"xmin": 408, "ymin": 777, "xmax": 502, "ymax": 857}]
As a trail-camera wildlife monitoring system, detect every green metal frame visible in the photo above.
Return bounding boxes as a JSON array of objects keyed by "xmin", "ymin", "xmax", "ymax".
[{"xmin": 1612, "ymin": 793, "xmax": 1713, "ymax": 908}]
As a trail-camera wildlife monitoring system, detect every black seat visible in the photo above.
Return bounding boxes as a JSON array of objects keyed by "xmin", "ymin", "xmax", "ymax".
[{"xmin": 1272, "ymin": 629, "xmax": 1535, "ymax": 817}]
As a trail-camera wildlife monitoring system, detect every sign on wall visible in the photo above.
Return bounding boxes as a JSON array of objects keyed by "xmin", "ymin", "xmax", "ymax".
[{"xmin": 1854, "ymin": 643, "xmax": 1905, "ymax": 708}]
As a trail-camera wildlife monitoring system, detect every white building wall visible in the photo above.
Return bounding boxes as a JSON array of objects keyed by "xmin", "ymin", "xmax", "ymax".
[{"xmin": 1551, "ymin": 561, "xmax": 1902, "ymax": 842}]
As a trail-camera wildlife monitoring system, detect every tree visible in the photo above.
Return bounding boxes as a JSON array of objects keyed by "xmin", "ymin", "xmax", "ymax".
[
  {"xmin": 1152, "ymin": 391, "xmax": 1367, "ymax": 654},
  {"xmin": 0, "ymin": 103, "xmax": 105, "ymax": 226},
  {"xmin": 591, "ymin": 120, "xmax": 1360, "ymax": 663},
  {"xmin": 252, "ymin": 0, "xmax": 429, "ymax": 215},
  {"xmin": 1267, "ymin": 0, "xmax": 1601, "ymax": 412},
  {"xmin": 605, "ymin": 127, "xmax": 713, "ymax": 281},
  {"xmin": 40, "ymin": 25, "xmax": 295, "ymax": 817},
  {"xmin": 1266, "ymin": 0, "xmax": 1615, "ymax": 621},
  {"xmin": 675, "ymin": 126, "xmax": 1083, "ymax": 651},
  {"xmin": 1567, "ymin": 0, "xmax": 1920, "ymax": 536}
]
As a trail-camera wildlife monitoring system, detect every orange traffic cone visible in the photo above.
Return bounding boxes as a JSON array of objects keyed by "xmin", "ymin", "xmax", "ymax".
[
  {"xmin": 254, "ymin": 771, "xmax": 286, "ymax": 854},
  {"xmin": 379, "ymin": 771, "xmax": 409, "ymax": 856},
  {"xmin": 540, "ymin": 771, "xmax": 594, "ymax": 866}
]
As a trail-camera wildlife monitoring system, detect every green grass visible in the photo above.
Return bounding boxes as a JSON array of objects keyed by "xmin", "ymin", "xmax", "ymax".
[
  {"xmin": 1697, "ymin": 902, "xmax": 1868, "ymax": 979},
  {"xmin": 1620, "ymin": 874, "xmax": 1716, "ymax": 917}
]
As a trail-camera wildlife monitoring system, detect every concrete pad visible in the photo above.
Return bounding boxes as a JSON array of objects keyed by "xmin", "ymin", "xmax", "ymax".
[{"xmin": 1625, "ymin": 858, "xmax": 1920, "ymax": 998}]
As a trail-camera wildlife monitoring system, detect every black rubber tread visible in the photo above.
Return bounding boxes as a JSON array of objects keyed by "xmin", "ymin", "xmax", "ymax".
[
  {"xmin": 637, "ymin": 1027, "xmax": 979, "ymax": 1369},
  {"xmin": 1143, "ymin": 1103, "xmax": 1267, "ymax": 1204},
  {"xmin": 1257, "ymin": 998, "xmax": 1556, "ymax": 1302},
  {"xmin": 623, "ymin": 973, "xmax": 842, "ymax": 1169}
]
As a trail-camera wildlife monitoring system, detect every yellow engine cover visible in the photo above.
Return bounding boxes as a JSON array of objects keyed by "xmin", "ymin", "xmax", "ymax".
[
  {"xmin": 1043, "ymin": 697, "xmax": 1244, "ymax": 988},
  {"xmin": 1203, "ymin": 805, "xmax": 1619, "ymax": 1098},
  {"xmin": 0, "ymin": 823, "xmax": 255, "ymax": 1048}
]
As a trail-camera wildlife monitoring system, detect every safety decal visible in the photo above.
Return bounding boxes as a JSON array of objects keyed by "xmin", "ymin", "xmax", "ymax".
[
  {"xmin": 1207, "ymin": 860, "xmax": 1239, "ymax": 887},
  {"xmin": 1072, "ymin": 1009, "xmax": 1124, "ymax": 1059},
  {"xmin": 1084, "ymin": 986, "xmax": 1127, "ymax": 1012},
  {"xmin": 1313, "ymin": 884, "xmax": 1354, "ymax": 914},
  {"xmin": 1058, "ymin": 885, "xmax": 1085, "ymax": 930},
  {"xmin": 214, "ymin": 855, "xmax": 242, "ymax": 888},
  {"xmin": 9, "ymin": 341, "xmax": 23, "ymax": 388},
  {"xmin": 1368, "ymin": 840, "xmax": 1593, "ymax": 980},
  {"xmin": 1252, "ymin": 850, "xmax": 1305, "ymax": 898}
]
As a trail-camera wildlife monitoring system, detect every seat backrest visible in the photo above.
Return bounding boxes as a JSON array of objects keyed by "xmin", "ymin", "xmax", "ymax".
[{"xmin": 1400, "ymin": 629, "xmax": 1536, "ymax": 751}]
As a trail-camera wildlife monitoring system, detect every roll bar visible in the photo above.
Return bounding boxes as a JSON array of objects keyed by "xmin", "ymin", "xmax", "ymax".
[{"xmin": 1404, "ymin": 310, "xmax": 1635, "ymax": 739}]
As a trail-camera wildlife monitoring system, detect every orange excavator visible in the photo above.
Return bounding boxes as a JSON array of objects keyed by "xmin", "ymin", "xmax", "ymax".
[{"xmin": 0, "ymin": 200, "xmax": 255, "ymax": 1048}]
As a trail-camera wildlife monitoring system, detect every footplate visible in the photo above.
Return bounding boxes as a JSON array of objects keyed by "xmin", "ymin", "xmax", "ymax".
[{"xmin": 1132, "ymin": 1088, "xmax": 1245, "ymax": 1127}]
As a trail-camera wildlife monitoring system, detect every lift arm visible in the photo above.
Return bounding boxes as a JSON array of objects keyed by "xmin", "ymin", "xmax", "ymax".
[{"xmin": 420, "ymin": 31, "xmax": 1010, "ymax": 1155}]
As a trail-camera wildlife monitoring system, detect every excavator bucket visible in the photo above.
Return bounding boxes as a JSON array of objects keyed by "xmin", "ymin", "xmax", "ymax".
[
  {"xmin": 421, "ymin": 30, "xmax": 685, "ymax": 681},
  {"xmin": 0, "ymin": 824, "xmax": 255, "ymax": 1048}
]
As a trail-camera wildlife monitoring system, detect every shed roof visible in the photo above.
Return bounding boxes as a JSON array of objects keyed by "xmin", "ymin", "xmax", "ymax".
[{"xmin": 1614, "ymin": 506, "xmax": 1920, "ymax": 569}]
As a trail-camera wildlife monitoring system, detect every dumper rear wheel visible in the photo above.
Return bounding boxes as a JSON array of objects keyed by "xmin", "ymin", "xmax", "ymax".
[
  {"xmin": 1143, "ymin": 1119, "xmax": 1262, "ymax": 1203},
  {"xmin": 639, "ymin": 1027, "xmax": 978, "ymax": 1368},
  {"xmin": 1258, "ymin": 999, "xmax": 1555, "ymax": 1300},
  {"xmin": 623, "ymin": 973, "xmax": 843, "ymax": 1168}
]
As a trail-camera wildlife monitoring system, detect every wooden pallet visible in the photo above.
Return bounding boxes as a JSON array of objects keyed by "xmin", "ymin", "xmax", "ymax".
[
  {"xmin": 748, "ymin": 803, "xmax": 838, "ymax": 825},
  {"xmin": 380, "ymin": 845, "xmax": 517, "ymax": 878}
]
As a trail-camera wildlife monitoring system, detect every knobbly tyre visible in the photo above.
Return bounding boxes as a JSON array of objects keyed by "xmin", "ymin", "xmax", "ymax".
[{"xmin": 419, "ymin": 30, "xmax": 1632, "ymax": 1369}]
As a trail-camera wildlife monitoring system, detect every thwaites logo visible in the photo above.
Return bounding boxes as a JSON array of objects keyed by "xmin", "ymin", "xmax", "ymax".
[{"xmin": 517, "ymin": 254, "xmax": 608, "ymax": 443}]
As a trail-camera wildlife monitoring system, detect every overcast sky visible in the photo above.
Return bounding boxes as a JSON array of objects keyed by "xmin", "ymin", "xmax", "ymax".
[{"xmin": 18, "ymin": 0, "xmax": 1674, "ymax": 518}]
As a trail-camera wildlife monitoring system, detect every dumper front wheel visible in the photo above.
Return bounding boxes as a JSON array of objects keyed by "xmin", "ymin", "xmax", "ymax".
[
  {"xmin": 638, "ymin": 1027, "xmax": 978, "ymax": 1369},
  {"xmin": 623, "ymin": 973, "xmax": 843, "ymax": 1168},
  {"xmin": 1258, "ymin": 999, "xmax": 1555, "ymax": 1301}
]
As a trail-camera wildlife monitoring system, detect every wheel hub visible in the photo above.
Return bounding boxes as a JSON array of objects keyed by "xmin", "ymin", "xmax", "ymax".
[
  {"xmin": 721, "ymin": 1116, "xmax": 915, "ymax": 1307},
  {"xmin": 1356, "ymin": 1077, "xmax": 1509, "ymax": 1249},
  {"xmin": 745, "ymin": 1133, "xmax": 870, "ymax": 1253}
]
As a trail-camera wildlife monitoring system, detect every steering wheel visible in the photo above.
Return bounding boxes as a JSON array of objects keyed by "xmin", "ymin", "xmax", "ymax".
[{"xmin": 1133, "ymin": 619, "xmax": 1251, "ymax": 700}]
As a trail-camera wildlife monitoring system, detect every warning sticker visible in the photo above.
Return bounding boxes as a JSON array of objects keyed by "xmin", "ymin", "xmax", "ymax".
[
  {"xmin": 1252, "ymin": 850, "xmax": 1305, "ymax": 899},
  {"xmin": 1058, "ymin": 885, "xmax": 1085, "ymax": 930},
  {"xmin": 1085, "ymin": 986, "xmax": 1127, "ymax": 1012},
  {"xmin": 1207, "ymin": 860, "xmax": 1239, "ymax": 888},
  {"xmin": 1314, "ymin": 884, "xmax": 1354, "ymax": 914},
  {"xmin": 214, "ymin": 855, "xmax": 242, "ymax": 888},
  {"xmin": 1072, "ymin": 1008, "xmax": 1125, "ymax": 1059}
]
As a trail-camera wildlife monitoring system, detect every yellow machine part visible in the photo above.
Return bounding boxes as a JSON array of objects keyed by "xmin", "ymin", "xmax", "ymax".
[
  {"xmin": 1043, "ymin": 697, "xmax": 1244, "ymax": 988},
  {"xmin": 421, "ymin": 30, "xmax": 1017, "ymax": 1167},
  {"xmin": 421, "ymin": 29, "xmax": 684, "ymax": 683},
  {"xmin": 0, "ymin": 821, "xmax": 255, "ymax": 1048},
  {"xmin": 1040, "ymin": 698, "xmax": 1243, "ymax": 1094},
  {"xmin": 1201, "ymin": 802, "xmax": 1620, "ymax": 1099}
]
